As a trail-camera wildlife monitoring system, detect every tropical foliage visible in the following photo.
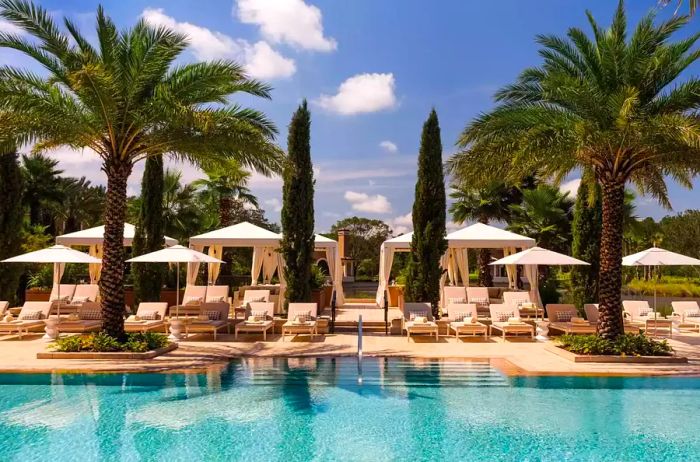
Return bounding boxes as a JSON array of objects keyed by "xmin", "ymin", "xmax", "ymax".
[
  {"xmin": 447, "ymin": 2, "xmax": 700, "ymax": 339},
  {"xmin": 0, "ymin": 0, "xmax": 284, "ymax": 337},
  {"xmin": 0, "ymin": 149, "xmax": 25, "ymax": 303}
]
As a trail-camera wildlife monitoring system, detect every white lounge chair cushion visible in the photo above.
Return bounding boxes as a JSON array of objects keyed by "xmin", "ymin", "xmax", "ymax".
[
  {"xmin": 51, "ymin": 295, "xmax": 71, "ymax": 302},
  {"xmin": 20, "ymin": 310, "xmax": 43, "ymax": 320},
  {"xmin": 140, "ymin": 311, "xmax": 160, "ymax": 320},
  {"xmin": 686, "ymin": 311, "xmax": 700, "ymax": 318},
  {"xmin": 184, "ymin": 296, "xmax": 203, "ymax": 305},
  {"xmin": 293, "ymin": 311, "xmax": 312, "ymax": 324},
  {"xmin": 72, "ymin": 296, "xmax": 91, "ymax": 303},
  {"xmin": 409, "ymin": 311, "xmax": 429, "ymax": 321},
  {"xmin": 251, "ymin": 310, "xmax": 268, "ymax": 321},
  {"xmin": 495, "ymin": 312, "xmax": 514, "ymax": 322},
  {"xmin": 206, "ymin": 296, "xmax": 226, "ymax": 303},
  {"xmin": 448, "ymin": 297, "xmax": 466, "ymax": 305},
  {"xmin": 469, "ymin": 297, "xmax": 489, "ymax": 306}
]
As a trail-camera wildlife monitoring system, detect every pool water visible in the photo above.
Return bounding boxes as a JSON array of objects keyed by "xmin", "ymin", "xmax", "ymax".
[{"xmin": 0, "ymin": 358, "xmax": 699, "ymax": 461}]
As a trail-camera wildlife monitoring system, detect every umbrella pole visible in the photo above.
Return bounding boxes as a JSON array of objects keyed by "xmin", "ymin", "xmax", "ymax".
[{"xmin": 176, "ymin": 262, "xmax": 180, "ymax": 318}]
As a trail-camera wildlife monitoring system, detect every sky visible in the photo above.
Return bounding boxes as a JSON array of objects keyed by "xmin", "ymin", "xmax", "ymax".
[{"xmin": 3, "ymin": 0, "xmax": 699, "ymax": 234}]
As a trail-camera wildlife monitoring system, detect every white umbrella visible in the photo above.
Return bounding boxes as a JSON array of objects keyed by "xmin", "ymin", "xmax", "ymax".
[
  {"xmin": 2, "ymin": 245, "xmax": 102, "ymax": 317},
  {"xmin": 126, "ymin": 245, "xmax": 223, "ymax": 312},
  {"xmin": 491, "ymin": 247, "xmax": 589, "ymax": 321},
  {"xmin": 623, "ymin": 247, "xmax": 700, "ymax": 312}
]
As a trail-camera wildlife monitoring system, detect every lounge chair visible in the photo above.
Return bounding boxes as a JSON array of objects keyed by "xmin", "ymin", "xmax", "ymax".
[
  {"xmin": 56, "ymin": 304, "xmax": 103, "ymax": 334},
  {"xmin": 584, "ymin": 303, "xmax": 641, "ymax": 334},
  {"xmin": 546, "ymin": 304, "xmax": 595, "ymax": 335},
  {"xmin": 622, "ymin": 300, "xmax": 656, "ymax": 324},
  {"xmin": 467, "ymin": 287, "xmax": 490, "ymax": 316},
  {"xmin": 0, "ymin": 302, "xmax": 51, "ymax": 339},
  {"xmin": 443, "ymin": 286, "xmax": 467, "ymax": 307},
  {"xmin": 235, "ymin": 302, "xmax": 275, "ymax": 340},
  {"xmin": 672, "ymin": 301, "xmax": 700, "ymax": 332},
  {"xmin": 205, "ymin": 285, "xmax": 230, "ymax": 304},
  {"xmin": 488, "ymin": 303, "xmax": 534, "ymax": 339},
  {"xmin": 402, "ymin": 302, "xmax": 439, "ymax": 341},
  {"xmin": 0, "ymin": 301, "xmax": 8, "ymax": 315},
  {"xmin": 281, "ymin": 303, "xmax": 318, "ymax": 341},
  {"xmin": 242, "ymin": 289, "xmax": 271, "ymax": 304},
  {"xmin": 445, "ymin": 302, "xmax": 487, "ymax": 339},
  {"xmin": 172, "ymin": 285, "xmax": 208, "ymax": 317},
  {"xmin": 49, "ymin": 284, "xmax": 77, "ymax": 315},
  {"xmin": 502, "ymin": 291, "xmax": 542, "ymax": 318},
  {"xmin": 124, "ymin": 302, "xmax": 168, "ymax": 333},
  {"xmin": 185, "ymin": 302, "xmax": 230, "ymax": 340},
  {"xmin": 58, "ymin": 284, "xmax": 101, "ymax": 314}
]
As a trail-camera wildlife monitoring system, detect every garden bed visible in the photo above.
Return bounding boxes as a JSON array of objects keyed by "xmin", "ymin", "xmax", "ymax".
[
  {"xmin": 37, "ymin": 343, "xmax": 177, "ymax": 360},
  {"xmin": 545, "ymin": 343, "xmax": 687, "ymax": 363}
]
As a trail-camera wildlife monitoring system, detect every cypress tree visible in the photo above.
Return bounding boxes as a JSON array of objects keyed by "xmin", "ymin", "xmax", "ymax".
[
  {"xmin": 132, "ymin": 155, "xmax": 165, "ymax": 304},
  {"xmin": 570, "ymin": 171, "xmax": 602, "ymax": 309},
  {"xmin": 280, "ymin": 101, "xmax": 315, "ymax": 304},
  {"xmin": 406, "ymin": 109, "xmax": 447, "ymax": 317},
  {"xmin": 0, "ymin": 150, "xmax": 25, "ymax": 304}
]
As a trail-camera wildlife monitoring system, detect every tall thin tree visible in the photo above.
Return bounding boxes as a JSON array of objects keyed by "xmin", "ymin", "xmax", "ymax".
[
  {"xmin": 132, "ymin": 155, "xmax": 165, "ymax": 304},
  {"xmin": 406, "ymin": 109, "xmax": 447, "ymax": 317},
  {"xmin": 0, "ymin": 149, "xmax": 25, "ymax": 303},
  {"xmin": 280, "ymin": 101, "xmax": 315, "ymax": 304},
  {"xmin": 570, "ymin": 172, "xmax": 602, "ymax": 309}
]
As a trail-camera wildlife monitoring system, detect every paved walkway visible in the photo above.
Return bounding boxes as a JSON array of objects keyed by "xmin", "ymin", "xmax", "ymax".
[{"xmin": 1, "ymin": 330, "xmax": 700, "ymax": 376}]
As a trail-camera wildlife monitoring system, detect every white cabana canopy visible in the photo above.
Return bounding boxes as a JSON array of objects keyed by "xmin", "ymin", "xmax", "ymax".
[
  {"xmin": 187, "ymin": 222, "xmax": 345, "ymax": 305},
  {"xmin": 376, "ymin": 223, "xmax": 536, "ymax": 307},
  {"xmin": 55, "ymin": 223, "xmax": 177, "ymax": 283},
  {"xmin": 491, "ymin": 246, "xmax": 589, "ymax": 308}
]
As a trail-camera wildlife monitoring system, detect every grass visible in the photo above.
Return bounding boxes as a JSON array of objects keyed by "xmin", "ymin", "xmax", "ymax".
[{"xmin": 625, "ymin": 278, "xmax": 700, "ymax": 297}]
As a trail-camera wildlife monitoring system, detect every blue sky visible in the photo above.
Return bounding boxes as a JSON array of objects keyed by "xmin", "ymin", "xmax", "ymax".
[{"xmin": 6, "ymin": 0, "xmax": 700, "ymax": 233}]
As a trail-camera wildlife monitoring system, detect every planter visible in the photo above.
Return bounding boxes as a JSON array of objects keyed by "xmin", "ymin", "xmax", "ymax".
[
  {"xmin": 311, "ymin": 289, "xmax": 327, "ymax": 310},
  {"xmin": 37, "ymin": 343, "xmax": 177, "ymax": 360},
  {"xmin": 545, "ymin": 343, "xmax": 687, "ymax": 363}
]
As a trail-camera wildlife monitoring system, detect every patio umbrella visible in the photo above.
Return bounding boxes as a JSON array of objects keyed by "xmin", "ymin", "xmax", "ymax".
[
  {"xmin": 490, "ymin": 247, "xmax": 589, "ymax": 320},
  {"xmin": 2, "ymin": 245, "xmax": 102, "ymax": 317},
  {"xmin": 126, "ymin": 245, "xmax": 223, "ymax": 315},
  {"xmin": 622, "ymin": 247, "xmax": 700, "ymax": 312}
]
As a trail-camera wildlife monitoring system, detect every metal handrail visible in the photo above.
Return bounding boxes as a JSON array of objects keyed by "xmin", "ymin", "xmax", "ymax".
[{"xmin": 357, "ymin": 314, "xmax": 363, "ymax": 361}]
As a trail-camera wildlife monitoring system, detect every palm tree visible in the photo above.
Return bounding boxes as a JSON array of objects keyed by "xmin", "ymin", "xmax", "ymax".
[
  {"xmin": 449, "ymin": 182, "xmax": 521, "ymax": 286},
  {"xmin": 20, "ymin": 153, "xmax": 64, "ymax": 230},
  {"xmin": 193, "ymin": 161, "xmax": 258, "ymax": 227},
  {"xmin": 0, "ymin": 1, "xmax": 283, "ymax": 338},
  {"xmin": 507, "ymin": 185, "xmax": 574, "ymax": 253},
  {"xmin": 447, "ymin": 2, "xmax": 700, "ymax": 339},
  {"xmin": 53, "ymin": 176, "xmax": 105, "ymax": 233},
  {"xmin": 162, "ymin": 169, "xmax": 215, "ymax": 241}
]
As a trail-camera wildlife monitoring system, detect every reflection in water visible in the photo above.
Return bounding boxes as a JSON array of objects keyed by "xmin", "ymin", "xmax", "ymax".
[{"xmin": 0, "ymin": 359, "xmax": 699, "ymax": 461}]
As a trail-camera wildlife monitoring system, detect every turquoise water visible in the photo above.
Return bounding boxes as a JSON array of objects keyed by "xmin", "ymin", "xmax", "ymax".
[{"xmin": 0, "ymin": 358, "xmax": 699, "ymax": 461}]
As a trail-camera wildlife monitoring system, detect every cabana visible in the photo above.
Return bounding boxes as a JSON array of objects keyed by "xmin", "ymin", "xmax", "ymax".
[
  {"xmin": 376, "ymin": 223, "xmax": 536, "ymax": 307},
  {"xmin": 187, "ymin": 222, "xmax": 345, "ymax": 306},
  {"xmin": 55, "ymin": 223, "xmax": 177, "ymax": 284}
]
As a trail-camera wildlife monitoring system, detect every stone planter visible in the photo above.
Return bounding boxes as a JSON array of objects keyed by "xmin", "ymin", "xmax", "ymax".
[
  {"xmin": 37, "ymin": 343, "xmax": 177, "ymax": 360},
  {"xmin": 545, "ymin": 343, "xmax": 687, "ymax": 363}
]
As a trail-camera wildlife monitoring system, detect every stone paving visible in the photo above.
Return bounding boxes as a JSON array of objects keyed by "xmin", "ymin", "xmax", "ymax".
[{"xmin": 0, "ymin": 329, "xmax": 699, "ymax": 376}]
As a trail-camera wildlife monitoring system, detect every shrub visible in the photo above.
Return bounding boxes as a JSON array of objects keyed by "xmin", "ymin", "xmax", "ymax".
[
  {"xmin": 556, "ymin": 334, "xmax": 672, "ymax": 356},
  {"xmin": 52, "ymin": 332, "xmax": 170, "ymax": 353}
]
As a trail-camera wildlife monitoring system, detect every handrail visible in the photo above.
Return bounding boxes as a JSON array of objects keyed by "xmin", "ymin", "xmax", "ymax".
[
  {"xmin": 357, "ymin": 313, "xmax": 363, "ymax": 385},
  {"xmin": 383, "ymin": 289, "xmax": 389, "ymax": 335},
  {"xmin": 330, "ymin": 290, "xmax": 336, "ymax": 334}
]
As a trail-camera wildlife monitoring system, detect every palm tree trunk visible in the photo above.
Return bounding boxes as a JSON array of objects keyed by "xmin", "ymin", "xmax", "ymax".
[
  {"xmin": 99, "ymin": 159, "xmax": 132, "ymax": 340},
  {"xmin": 219, "ymin": 196, "xmax": 233, "ymax": 227},
  {"xmin": 597, "ymin": 180, "xmax": 625, "ymax": 340}
]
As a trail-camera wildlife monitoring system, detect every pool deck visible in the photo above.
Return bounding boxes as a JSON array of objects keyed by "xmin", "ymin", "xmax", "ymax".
[{"xmin": 1, "ymin": 330, "xmax": 700, "ymax": 377}]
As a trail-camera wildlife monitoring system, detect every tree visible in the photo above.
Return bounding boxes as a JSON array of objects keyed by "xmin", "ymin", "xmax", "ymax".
[
  {"xmin": 507, "ymin": 185, "xmax": 574, "ymax": 253},
  {"xmin": 328, "ymin": 216, "xmax": 392, "ymax": 278},
  {"xmin": 570, "ymin": 173, "xmax": 602, "ymax": 308},
  {"xmin": 132, "ymin": 155, "xmax": 165, "ymax": 304},
  {"xmin": 194, "ymin": 160, "xmax": 258, "ymax": 227},
  {"xmin": 20, "ymin": 153, "xmax": 64, "ymax": 231},
  {"xmin": 0, "ymin": 149, "xmax": 24, "ymax": 303},
  {"xmin": 448, "ymin": 2, "xmax": 700, "ymax": 339},
  {"xmin": 53, "ymin": 176, "xmax": 105, "ymax": 234},
  {"xmin": 280, "ymin": 101, "xmax": 315, "ymax": 304},
  {"xmin": 449, "ymin": 182, "xmax": 522, "ymax": 286},
  {"xmin": 406, "ymin": 109, "xmax": 447, "ymax": 316},
  {"xmin": 0, "ymin": 1, "xmax": 283, "ymax": 338},
  {"xmin": 660, "ymin": 210, "xmax": 700, "ymax": 261}
]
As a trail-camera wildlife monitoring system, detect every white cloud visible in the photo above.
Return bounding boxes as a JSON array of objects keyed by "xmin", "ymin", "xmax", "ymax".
[
  {"xmin": 0, "ymin": 19, "xmax": 24, "ymax": 35},
  {"xmin": 387, "ymin": 212, "xmax": 412, "ymax": 235},
  {"xmin": 236, "ymin": 0, "xmax": 336, "ymax": 51},
  {"xmin": 344, "ymin": 190, "xmax": 392, "ymax": 214},
  {"xmin": 315, "ymin": 73, "xmax": 397, "ymax": 115},
  {"xmin": 264, "ymin": 197, "xmax": 283, "ymax": 212},
  {"xmin": 142, "ymin": 8, "xmax": 295, "ymax": 79},
  {"xmin": 559, "ymin": 178, "xmax": 581, "ymax": 197},
  {"xmin": 379, "ymin": 140, "xmax": 398, "ymax": 154}
]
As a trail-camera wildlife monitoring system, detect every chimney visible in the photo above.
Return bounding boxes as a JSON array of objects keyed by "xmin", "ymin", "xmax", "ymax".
[{"xmin": 337, "ymin": 228, "xmax": 349, "ymax": 260}]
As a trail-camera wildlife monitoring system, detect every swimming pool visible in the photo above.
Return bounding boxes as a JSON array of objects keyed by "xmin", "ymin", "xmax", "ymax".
[{"xmin": 0, "ymin": 358, "xmax": 698, "ymax": 461}]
